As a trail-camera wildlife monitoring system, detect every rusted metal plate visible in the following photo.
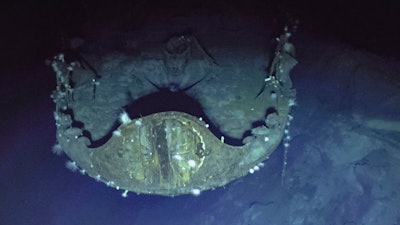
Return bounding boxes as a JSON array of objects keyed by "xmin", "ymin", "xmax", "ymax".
[{"xmin": 52, "ymin": 30, "xmax": 296, "ymax": 196}]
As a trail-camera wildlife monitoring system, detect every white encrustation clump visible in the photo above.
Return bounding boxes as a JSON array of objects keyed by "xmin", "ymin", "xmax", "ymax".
[
  {"xmin": 119, "ymin": 111, "xmax": 131, "ymax": 124},
  {"xmin": 173, "ymin": 154, "xmax": 183, "ymax": 161},
  {"xmin": 52, "ymin": 143, "xmax": 63, "ymax": 155},
  {"xmin": 65, "ymin": 160, "xmax": 79, "ymax": 172},
  {"xmin": 122, "ymin": 190, "xmax": 129, "ymax": 198},
  {"xmin": 190, "ymin": 188, "xmax": 201, "ymax": 196},
  {"xmin": 188, "ymin": 159, "xmax": 196, "ymax": 168},
  {"xmin": 134, "ymin": 119, "xmax": 142, "ymax": 126},
  {"xmin": 253, "ymin": 165, "xmax": 260, "ymax": 171},
  {"xmin": 288, "ymin": 98, "xmax": 297, "ymax": 107},
  {"xmin": 113, "ymin": 130, "xmax": 122, "ymax": 137}
]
